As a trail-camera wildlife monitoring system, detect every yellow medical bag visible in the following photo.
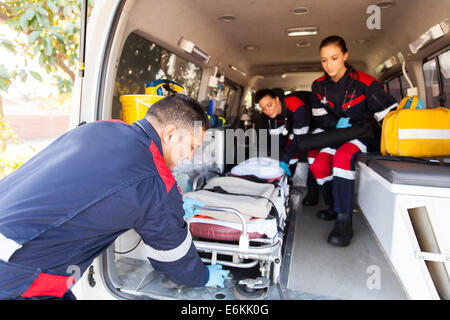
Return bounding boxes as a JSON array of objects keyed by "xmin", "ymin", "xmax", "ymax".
[{"xmin": 380, "ymin": 96, "xmax": 450, "ymax": 157}]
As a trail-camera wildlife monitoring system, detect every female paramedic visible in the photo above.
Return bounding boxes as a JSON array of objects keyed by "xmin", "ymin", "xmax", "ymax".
[
  {"xmin": 308, "ymin": 35, "xmax": 398, "ymax": 247},
  {"xmin": 0, "ymin": 94, "xmax": 227, "ymax": 299},
  {"xmin": 255, "ymin": 88, "xmax": 311, "ymax": 179}
]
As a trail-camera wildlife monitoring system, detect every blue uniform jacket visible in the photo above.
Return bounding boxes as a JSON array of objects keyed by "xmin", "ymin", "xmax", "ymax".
[
  {"xmin": 0, "ymin": 118, "xmax": 208, "ymax": 299},
  {"xmin": 311, "ymin": 66, "xmax": 398, "ymax": 130}
]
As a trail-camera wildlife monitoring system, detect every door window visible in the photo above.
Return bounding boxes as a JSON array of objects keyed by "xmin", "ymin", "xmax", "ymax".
[
  {"xmin": 423, "ymin": 48, "xmax": 449, "ymax": 108},
  {"xmin": 112, "ymin": 33, "xmax": 202, "ymax": 119}
]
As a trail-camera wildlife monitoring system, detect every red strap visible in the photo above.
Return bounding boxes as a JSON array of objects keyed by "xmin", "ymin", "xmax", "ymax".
[{"xmin": 21, "ymin": 272, "xmax": 74, "ymax": 298}]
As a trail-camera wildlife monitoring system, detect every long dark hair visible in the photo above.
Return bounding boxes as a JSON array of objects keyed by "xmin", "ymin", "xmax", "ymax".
[{"xmin": 319, "ymin": 35, "xmax": 348, "ymax": 53}]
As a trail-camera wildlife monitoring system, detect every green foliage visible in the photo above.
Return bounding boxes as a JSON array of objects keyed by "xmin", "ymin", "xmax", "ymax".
[
  {"xmin": 0, "ymin": 115, "xmax": 32, "ymax": 179},
  {"xmin": 0, "ymin": 0, "xmax": 94, "ymax": 94}
]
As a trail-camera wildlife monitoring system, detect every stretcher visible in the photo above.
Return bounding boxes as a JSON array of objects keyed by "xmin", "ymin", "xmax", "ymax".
[{"xmin": 184, "ymin": 157, "xmax": 290, "ymax": 296}]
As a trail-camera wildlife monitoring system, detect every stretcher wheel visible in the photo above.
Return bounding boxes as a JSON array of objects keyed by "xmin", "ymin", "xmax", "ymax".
[{"xmin": 233, "ymin": 280, "xmax": 269, "ymax": 300}]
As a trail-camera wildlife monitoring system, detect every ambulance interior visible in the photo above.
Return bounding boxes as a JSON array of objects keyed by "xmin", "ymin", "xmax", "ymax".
[{"xmin": 74, "ymin": 0, "xmax": 450, "ymax": 300}]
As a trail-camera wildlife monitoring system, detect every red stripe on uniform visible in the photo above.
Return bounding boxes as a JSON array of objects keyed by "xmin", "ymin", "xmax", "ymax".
[
  {"xmin": 342, "ymin": 94, "xmax": 365, "ymax": 110},
  {"xmin": 333, "ymin": 142, "xmax": 361, "ymax": 171},
  {"xmin": 350, "ymin": 71, "xmax": 377, "ymax": 87},
  {"xmin": 317, "ymin": 93, "xmax": 335, "ymax": 108},
  {"xmin": 149, "ymin": 141, "xmax": 176, "ymax": 193},
  {"xmin": 284, "ymin": 96, "xmax": 304, "ymax": 113},
  {"xmin": 21, "ymin": 272, "xmax": 73, "ymax": 298},
  {"xmin": 315, "ymin": 75, "xmax": 326, "ymax": 83}
]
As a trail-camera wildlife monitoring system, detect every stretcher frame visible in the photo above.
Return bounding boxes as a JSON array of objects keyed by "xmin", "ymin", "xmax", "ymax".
[{"xmin": 190, "ymin": 173, "xmax": 290, "ymax": 285}]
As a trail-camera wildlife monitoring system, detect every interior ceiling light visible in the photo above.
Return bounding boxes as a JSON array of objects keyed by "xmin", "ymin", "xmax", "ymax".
[
  {"xmin": 178, "ymin": 37, "xmax": 211, "ymax": 64},
  {"xmin": 244, "ymin": 45, "xmax": 259, "ymax": 51},
  {"xmin": 229, "ymin": 65, "xmax": 247, "ymax": 77},
  {"xmin": 353, "ymin": 39, "xmax": 368, "ymax": 44},
  {"xmin": 286, "ymin": 26, "xmax": 318, "ymax": 37},
  {"xmin": 376, "ymin": 1, "xmax": 395, "ymax": 9},
  {"xmin": 219, "ymin": 15, "xmax": 236, "ymax": 22},
  {"xmin": 296, "ymin": 42, "xmax": 311, "ymax": 48},
  {"xmin": 291, "ymin": 7, "xmax": 309, "ymax": 16}
]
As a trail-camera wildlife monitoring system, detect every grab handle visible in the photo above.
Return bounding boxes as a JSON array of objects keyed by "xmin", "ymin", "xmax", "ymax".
[{"xmin": 193, "ymin": 205, "xmax": 249, "ymax": 252}]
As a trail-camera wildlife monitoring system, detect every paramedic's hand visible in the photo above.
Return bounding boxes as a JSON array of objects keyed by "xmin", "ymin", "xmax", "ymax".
[
  {"xmin": 336, "ymin": 117, "xmax": 352, "ymax": 128},
  {"xmin": 182, "ymin": 197, "xmax": 203, "ymax": 220},
  {"xmin": 205, "ymin": 264, "xmax": 228, "ymax": 288},
  {"xmin": 280, "ymin": 161, "xmax": 292, "ymax": 177}
]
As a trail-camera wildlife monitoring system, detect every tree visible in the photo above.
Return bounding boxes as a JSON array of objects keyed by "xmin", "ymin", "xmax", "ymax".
[
  {"xmin": 0, "ymin": 0, "xmax": 93, "ymax": 179},
  {"xmin": 0, "ymin": 0, "xmax": 94, "ymax": 95}
]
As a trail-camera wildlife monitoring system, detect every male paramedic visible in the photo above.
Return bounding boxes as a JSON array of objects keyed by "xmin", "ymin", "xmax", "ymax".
[{"xmin": 0, "ymin": 93, "xmax": 227, "ymax": 300}]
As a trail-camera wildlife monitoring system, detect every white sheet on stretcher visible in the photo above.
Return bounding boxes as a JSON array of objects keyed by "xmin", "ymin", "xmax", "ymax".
[
  {"xmin": 230, "ymin": 157, "xmax": 283, "ymax": 180},
  {"xmin": 189, "ymin": 216, "xmax": 278, "ymax": 238},
  {"xmin": 184, "ymin": 176, "xmax": 278, "ymax": 223}
]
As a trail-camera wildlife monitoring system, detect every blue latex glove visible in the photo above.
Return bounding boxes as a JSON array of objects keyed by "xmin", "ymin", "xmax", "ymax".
[
  {"xmin": 336, "ymin": 117, "xmax": 352, "ymax": 128},
  {"xmin": 280, "ymin": 161, "xmax": 292, "ymax": 177},
  {"xmin": 205, "ymin": 264, "xmax": 228, "ymax": 288},
  {"xmin": 182, "ymin": 197, "xmax": 204, "ymax": 220}
]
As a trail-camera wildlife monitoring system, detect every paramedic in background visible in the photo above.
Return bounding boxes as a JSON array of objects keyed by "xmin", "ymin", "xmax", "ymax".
[
  {"xmin": 255, "ymin": 88, "xmax": 311, "ymax": 180},
  {"xmin": 309, "ymin": 35, "xmax": 398, "ymax": 247},
  {"xmin": 0, "ymin": 94, "xmax": 227, "ymax": 300}
]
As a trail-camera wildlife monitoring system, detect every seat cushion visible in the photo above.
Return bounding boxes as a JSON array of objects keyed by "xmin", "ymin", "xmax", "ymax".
[
  {"xmin": 189, "ymin": 216, "xmax": 277, "ymax": 241},
  {"xmin": 357, "ymin": 153, "xmax": 450, "ymax": 188}
]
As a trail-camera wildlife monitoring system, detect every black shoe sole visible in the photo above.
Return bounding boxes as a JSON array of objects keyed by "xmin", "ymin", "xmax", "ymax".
[
  {"xmin": 327, "ymin": 230, "xmax": 353, "ymax": 247},
  {"xmin": 327, "ymin": 236, "xmax": 351, "ymax": 247}
]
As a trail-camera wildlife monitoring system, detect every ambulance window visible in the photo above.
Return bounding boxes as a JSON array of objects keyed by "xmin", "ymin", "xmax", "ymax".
[
  {"xmin": 112, "ymin": 33, "xmax": 202, "ymax": 119},
  {"xmin": 244, "ymin": 89, "xmax": 254, "ymax": 111},
  {"xmin": 423, "ymin": 59, "xmax": 440, "ymax": 108},
  {"xmin": 209, "ymin": 82, "xmax": 238, "ymax": 121},
  {"xmin": 399, "ymin": 75, "xmax": 410, "ymax": 98},
  {"xmin": 438, "ymin": 50, "xmax": 449, "ymax": 107},
  {"xmin": 386, "ymin": 77, "xmax": 402, "ymax": 102},
  {"xmin": 384, "ymin": 73, "xmax": 410, "ymax": 102}
]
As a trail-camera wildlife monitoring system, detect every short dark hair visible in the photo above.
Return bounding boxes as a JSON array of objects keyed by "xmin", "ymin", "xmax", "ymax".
[
  {"xmin": 146, "ymin": 93, "xmax": 210, "ymax": 130},
  {"xmin": 255, "ymin": 89, "xmax": 277, "ymax": 104},
  {"xmin": 319, "ymin": 35, "xmax": 348, "ymax": 54},
  {"xmin": 271, "ymin": 88, "xmax": 285, "ymax": 99}
]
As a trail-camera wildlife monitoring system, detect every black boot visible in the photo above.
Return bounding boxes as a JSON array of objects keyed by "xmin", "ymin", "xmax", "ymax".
[
  {"xmin": 327, "ymin": 213, "xmax": 353, "ymax": 247},
  {"xmin": 316, "ymin": 206, "xmax": 337, "ymax": 220},
  {"xmin": 302, "ymin": 186, "xmax": 319, "ymax": 206}
]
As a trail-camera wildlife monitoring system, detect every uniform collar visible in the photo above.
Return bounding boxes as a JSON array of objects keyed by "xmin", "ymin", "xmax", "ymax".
[
  {"xmin": 134, "ymin": 118, "xmax": 164, "ymax": 155},
  {"xmin": 324, "ymin": 67, "xmax": 352, "ymax": 87},
  {"xmin": 277, "ymin": 97, "xmax": 287, "ymax": 119}
]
